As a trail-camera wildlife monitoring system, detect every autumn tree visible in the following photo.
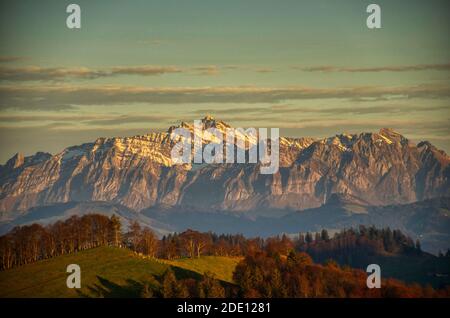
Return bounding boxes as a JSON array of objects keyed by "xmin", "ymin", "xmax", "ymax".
[
  {"xmin": 140, "ymin": 228, "xmax": 159, "ymax": 257},
  {"xmin": 197, "ymin": 271, "xmax": 225, "ymax": 298},
  {"xmin": 109, "ymin": 215, "xmax": 122, "ymax": 247},
  {"xmin": 179, "ymin": 229, "xmax": 211, "ymax": 258},
  {"xmin": 127, "ymin": 220, "xmax": 142, "ymax": 252},
  {"xmin": 233, "ymin": 249, "xmax": 441, "ymax": 298},
  {"xmin": 161, "ymin": 268, "xmax": 189, "ymax": 298},
  {"xmin": 0, "ymin": 235, "xmax": 14, "ymax": 270},
  {"xmin": 141, "ymin": 282, "xmax": 154, "ymax": 298},
  {"xmin": 160, "ymin": 235, "xmax": 179, "ymax": 259},
  {"xmin": 0, "ymin": 214, "xmax": 119, "ymax": 270}
]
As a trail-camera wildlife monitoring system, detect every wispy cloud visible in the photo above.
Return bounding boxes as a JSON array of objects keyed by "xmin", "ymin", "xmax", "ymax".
[
  {"xmin": 83, "ymin": 114, "xmax": 173, "ymax": 126},
  {"xmin": 254, "ymin": 68, "xmax": 274, "ymax": 73},
  {"xmin": 0, "ymin": 64, "xmax": 279, "ymax": 82},
  {"xmin": 1, "ymin": 84, "xmax": 448, "ymax": 110},
  {"xmin": 298, "ymin": 63, "xmax": 450, "ymax": 73},
  {"xmin": 0, "ymin": 65, "xmax": 183, "ymax": 82},
  {"xmin": 191, "ymin": 106, "xmax": 269, "ymax": 115},
  {"xmin": 109, "ymin": 66, "xmax": 182, "ymax": 76},
  {"xmin": 269, "ymin": 103, "xmax": 450, "ymax": 115},
  {"xmin": 0, "ymin": 113, "xmax": 173, "ymax": 126},
  {"xmin": 0, "ymin": 56, "xmax": 25, "ymax": 63},
  {"xmin": 191, "ymin": 65, "xmax": 221, "ymax": 76}
]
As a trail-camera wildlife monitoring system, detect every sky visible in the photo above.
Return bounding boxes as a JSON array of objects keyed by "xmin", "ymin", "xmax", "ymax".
[{"xmin": 0, "ymin": 0, "xmax": 449, "ymax": 163}]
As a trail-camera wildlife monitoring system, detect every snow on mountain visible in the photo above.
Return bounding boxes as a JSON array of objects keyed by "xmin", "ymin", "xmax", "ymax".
[{"xmin": 0, "ymin": 117, "xmax": 448, "ymax": 215}]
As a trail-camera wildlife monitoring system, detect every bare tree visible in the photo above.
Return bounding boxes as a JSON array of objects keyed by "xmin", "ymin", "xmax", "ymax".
[
  {"xmin": 140, "ymin": 228, "xmax": 158, "ymax": 257},
  {"xmin": 109, "ymin": 215, "xmax": 122, "ymax": 247},
  {"xmin": 128, "ymin": 220, "xmax": 142, "ymax": 252}
]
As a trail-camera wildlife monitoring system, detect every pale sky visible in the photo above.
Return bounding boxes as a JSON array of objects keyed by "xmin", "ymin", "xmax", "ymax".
[{"xmin": 0, "ymin": 0, "xmax": 449, "ymax": 163}]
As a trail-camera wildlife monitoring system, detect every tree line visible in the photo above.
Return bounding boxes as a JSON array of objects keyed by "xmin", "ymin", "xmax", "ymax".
[
  {"xmin": 232, "ymin": 249, "xmax": 450, "ymax": 298},
  {"xmin": 1, "ymin": 214, "xmax": 450, "ymax": 297},
  {"xmin": 132, "ymin": 248, "xmax": 450, "ymax": 298},
  {"xmin": 0, "ymin": 214, "xmax": 122, "ymax": 270},
  {"xmin": 296, "ymin": 226, "xmax": 425, "ymax": 267},
  {"xmin": 0, "ymin": 214, "xmax": 448, "ymax": 273},
  {"xmin": 139, "ymin": 268, "xmax": 227, "ymax": 298},
  {"xmin": 0, "ymin": 215, "xmax": 260, "ymax": 270}
]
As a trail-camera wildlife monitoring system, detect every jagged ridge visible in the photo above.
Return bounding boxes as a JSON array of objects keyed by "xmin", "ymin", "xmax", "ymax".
[{"xmin": 0, "ymin": 116, "xmax": 448, "ymax": 214}]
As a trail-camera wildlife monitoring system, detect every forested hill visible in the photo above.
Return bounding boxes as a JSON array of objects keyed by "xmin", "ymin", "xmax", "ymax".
[
  {"xmin": 0, "ymin": 214, "xmax": 449, "ymax": 293},
  {"xmin": 296, "ymin": 227, "xmax": 450, "ymax": 287}
]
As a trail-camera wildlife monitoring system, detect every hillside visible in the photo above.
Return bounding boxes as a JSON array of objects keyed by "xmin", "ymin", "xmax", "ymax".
[
  {"xmin": 0, "ymin": 246, "xmax": 237, "ymax": 298},
  {"xmin": 1, "ymin": 231, "xmax": 448, "ymax": 298},
  {"xmin": 163, "ymin": 256, "xmax": 242, "ymax": 283}
]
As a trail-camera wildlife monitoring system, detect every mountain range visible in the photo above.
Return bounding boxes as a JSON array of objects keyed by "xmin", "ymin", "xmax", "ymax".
[{"xmin": 0, "ymin": 116, "xmax": 449, "ymax": 253}]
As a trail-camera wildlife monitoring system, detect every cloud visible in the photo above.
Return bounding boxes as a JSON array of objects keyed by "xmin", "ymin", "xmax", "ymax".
[
  {"xmin": 222, "ymin": 65, "xmax": 276, "ymax": 73},
  {"xmin": 0, "ymin": 113, "xmax": 173, "ymax": 127},
  {"xmin": 254, "ymin": 68, "xmax": 274, "ymax": 73},
  {"xmin": 0, "ymin": 66, "xmax": 105, "ymax": 81},
  {"xmin": 83, "ymin": 114, "xmax": 173, "ymax": 126},
  {"xmin": 299, "ymin": 63, "xmax": 450, "ymax": 73},
  {"xmin": 0, "ymin": 56, "xmax": 25, "ymax": 63},
  {"xmin": 0, "ymin": 84, "xmax": 449, "ymax": 110},
  {"xmin": 189, "ymin": 103, "xmax": 449, "ymax": 123},
  {"xmin": 191, "ymin": 65, "xmax": 220, "ymax": 76},
  {"xmin": 269, "ymin": 103, "xmax": 450, "ymax": 116},
  {"xmin": 110, "ymin": 66, "xmax": 182, "ymax": 76},
  {"xmin": 0, "ymin": 65, "xmax": 183, "ymax": 82},
  {"xmin": 191, "ymin": 106, "xmax": 270, "ymax": 115},
  {"xmin": 0, "ymin": 63, "xmax": 284, "ymax": 82},
  {"xmin": 0, "ymin": 114, "xmax": 98, "ymax": 123}
]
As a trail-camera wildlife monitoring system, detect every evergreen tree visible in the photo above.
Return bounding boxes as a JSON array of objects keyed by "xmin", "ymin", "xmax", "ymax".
[
  {"xmin": 298, "ymin": 233, "xmax": 305, "ymax": 245},
  {"xmin": 314, "ymin": 232, "xmax": 321, "ymax": 242},
  {"xmin": 305, "ymin": 232, "xmax": 313, "ymax": 244},
  {"xmin": 321, "ymin": 229, "xmax": 330, "ymax": 241}
]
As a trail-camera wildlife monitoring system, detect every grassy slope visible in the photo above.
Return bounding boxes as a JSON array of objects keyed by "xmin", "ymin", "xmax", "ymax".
[
  {"xmin": 0, "ymin": 247, "xmax": 239, "ymax": 298},
  {"xmin": 163, "ymin": 256, "xmax": 242, "ymax": 283}
]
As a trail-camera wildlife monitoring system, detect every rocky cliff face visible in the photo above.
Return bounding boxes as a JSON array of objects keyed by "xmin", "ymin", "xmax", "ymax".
[{"xmin": 0, "ymin": 116, "xmax": 449, "ymax": 214}]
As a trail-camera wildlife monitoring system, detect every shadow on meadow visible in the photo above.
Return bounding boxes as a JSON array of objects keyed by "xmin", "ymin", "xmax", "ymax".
[
  {"xmin": 76, "ymin": 276, "xmax": 143, "ymax": 298},
  {"xmin": 76, "ymin": 266, "xmax": 206, "ymax": 298}
]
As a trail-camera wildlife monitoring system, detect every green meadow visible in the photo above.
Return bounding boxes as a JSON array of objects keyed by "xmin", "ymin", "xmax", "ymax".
[{"xmin": 0, "ymin": 247, "xmax": 239, "ymax": 298}]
